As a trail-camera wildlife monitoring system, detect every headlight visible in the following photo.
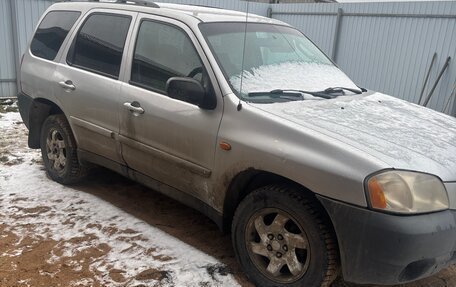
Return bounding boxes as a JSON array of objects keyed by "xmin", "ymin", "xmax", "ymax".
[{"xmin": 366, "ymin": 170, "xmax": 449, "ymax": 214}]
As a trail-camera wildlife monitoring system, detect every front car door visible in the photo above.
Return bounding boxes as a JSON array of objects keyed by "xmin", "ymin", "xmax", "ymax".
[
  {"xmin": 119, "ymin": 14, "xmax": 223, "ymax": 204},
  {"xmin": 55, "ymin": 9, "xmax": 137, "ymax": 163}
]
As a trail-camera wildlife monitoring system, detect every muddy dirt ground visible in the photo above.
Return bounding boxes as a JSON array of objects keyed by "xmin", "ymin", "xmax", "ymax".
[{"xmin": 0, "ymin": 103, "xmax": 454, "ymax": 287}]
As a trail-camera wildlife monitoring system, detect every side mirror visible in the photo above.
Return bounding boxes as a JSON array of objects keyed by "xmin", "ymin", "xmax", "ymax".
[{"xmin": 166, "ymin": 77, "xmax": 206, "ymax": 107}]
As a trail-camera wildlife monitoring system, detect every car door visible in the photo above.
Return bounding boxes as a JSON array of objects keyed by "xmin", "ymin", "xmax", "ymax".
[
  {"xmin": 119, "ymin": 14, "xmax": 223, "ymax": 203},
  {"xmin": 54, "ymin": 9, "xmax": 137, "ymax": 163}
]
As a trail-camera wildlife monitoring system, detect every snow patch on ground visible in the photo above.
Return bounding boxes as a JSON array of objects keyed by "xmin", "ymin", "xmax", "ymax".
[
  {"xmin": 0, "ymin": 111, "xmax": 239, "ymax": 287},
  {"xmin": 0, "ymin": 110, "xmax": 21, "ymax": 128}
]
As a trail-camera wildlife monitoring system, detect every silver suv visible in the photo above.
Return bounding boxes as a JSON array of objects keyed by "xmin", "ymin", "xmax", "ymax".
[{"xmin": 18, "ymin": 1, "xmax": 456, "ymax": 286}]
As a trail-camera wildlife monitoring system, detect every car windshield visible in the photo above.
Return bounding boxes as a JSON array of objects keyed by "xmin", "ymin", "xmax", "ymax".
[{"xmin": 199, "ymin": 22, "xmax": 359, "ymax": 102}]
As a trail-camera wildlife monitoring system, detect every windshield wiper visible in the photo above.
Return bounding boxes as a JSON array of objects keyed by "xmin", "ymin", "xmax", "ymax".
[
  {"xmin": 248, "ymin": 89, "xmax": 335, "ymax": 99},
  {"xmin": 324, "ymin": 87, "xmax": 363, "ymax": 94},
  {"xmin": 247, "ymin": 90, "xmax": 305, "ymax": 101},
  {"xmin": 269, "ymin": 89, "xmax": 335, "ymax": 99},
  {"xmin": 247, "ymin": 86, "xmax": 364, "ymax": 101}
]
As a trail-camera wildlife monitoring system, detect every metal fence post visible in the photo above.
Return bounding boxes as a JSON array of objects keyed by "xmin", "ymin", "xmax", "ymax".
[
  {"xmin": 9, "ymin": 0, "xmax": 20, "ymax": 94},
  {"xmin": 267, "ymin": 6, "xmax": 273, "ymax": 18},
  {"xmin": 331, "ymin": 8, "xmax": 343, "ymax": 62},
  {"xmin": 452, "ymin": 93, "xmax": 456, "ymax": 116}
]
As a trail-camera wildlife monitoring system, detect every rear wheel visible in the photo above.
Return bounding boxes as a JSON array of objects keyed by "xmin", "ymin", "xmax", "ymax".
[
  {"xmin": 40, "ymin": 114, "xmax": 87, "ymax": 184},
  {"xmin": 232, "ymin": 185, "xmax": 339, "ymax": 287}
]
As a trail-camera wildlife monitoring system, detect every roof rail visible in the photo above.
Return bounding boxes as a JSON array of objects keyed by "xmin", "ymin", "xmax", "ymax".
[
  {"xmin": 115, "ymin": 0, "xmax": 159, "ymax": 8},
  {"xmin": 72, "ymin": 0, "xmax": 160, "ymax": 8}
]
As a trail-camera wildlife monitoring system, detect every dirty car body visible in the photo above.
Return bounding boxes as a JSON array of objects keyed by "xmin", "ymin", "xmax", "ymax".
[{"xmin": 18, "ymin": 2, "xmax": 456, "ymax": 286}]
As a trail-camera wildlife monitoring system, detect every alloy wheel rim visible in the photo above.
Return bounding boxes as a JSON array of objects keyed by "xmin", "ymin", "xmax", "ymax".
[
  {"xmin": 245, "ymin": 208, "xmax": 310, "ymax": 283},
  {"xmin": 46, "ymin": 129, "xmax": 67, "ymax": 173}
]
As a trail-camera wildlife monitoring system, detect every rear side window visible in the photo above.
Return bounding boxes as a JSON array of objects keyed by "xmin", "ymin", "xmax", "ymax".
[
  {"xmin": 30, "ymin": 11, "xmax": 81, "ymax": 61},
  {"xmin": 67, "ymin": 13, "xmax": 131, "ymax": 79},
  {"xmin": 131, "ymin": 20, "xmax": 203, "ymax": 93}
]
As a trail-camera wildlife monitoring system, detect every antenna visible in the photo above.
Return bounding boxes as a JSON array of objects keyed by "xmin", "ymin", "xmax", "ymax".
[{"xmin": 238, "ymin": 0, "xmax": 250, "ymax": 111}]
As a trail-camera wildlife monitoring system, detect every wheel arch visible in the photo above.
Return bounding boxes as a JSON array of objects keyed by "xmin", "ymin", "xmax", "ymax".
[
  {"xmin": 28, "ymin": 98, "xmax": 64, "ymax": 148},
  {"xmin": 222, "ymin": 169, "xmax": 336, "ymax": 236}
]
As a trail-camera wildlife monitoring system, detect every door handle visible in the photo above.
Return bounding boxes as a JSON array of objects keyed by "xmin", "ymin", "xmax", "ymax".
[
  {"xmin": 58, "ymin": 80, "xmax": 76, "ymax": 91},
  {"xmin": 123, "ymin": 102, "xmax": 144, "ymax": 114}
]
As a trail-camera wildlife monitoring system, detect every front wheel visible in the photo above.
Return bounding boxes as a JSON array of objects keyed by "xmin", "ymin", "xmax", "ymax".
[
  {"xmin": 40, "ymin": 114, "xmax": 87, "ymax": 184},
  {"xmin": 232, "ymin": 185, "xmax": 339, "ymax": 287}
]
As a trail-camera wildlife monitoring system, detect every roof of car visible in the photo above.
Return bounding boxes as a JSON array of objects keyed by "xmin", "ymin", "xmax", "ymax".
[{"xmin": 52, "ymin": 1, "xmax": 287, "ymax": 26}]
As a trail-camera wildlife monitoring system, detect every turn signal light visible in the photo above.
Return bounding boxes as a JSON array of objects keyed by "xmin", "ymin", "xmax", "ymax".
[
  {"xmin": 219, "ymin": 142, "xmax": 232, "ymax": 151},
  {"xmin": 367, "ymin": 178, "xmax": 387, "ymax": 209}
]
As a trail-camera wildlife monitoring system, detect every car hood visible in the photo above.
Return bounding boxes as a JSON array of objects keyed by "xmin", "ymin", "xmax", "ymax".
[{"xmin": 250, "ymin": 92, "xmax": 456, "ymax": 181}]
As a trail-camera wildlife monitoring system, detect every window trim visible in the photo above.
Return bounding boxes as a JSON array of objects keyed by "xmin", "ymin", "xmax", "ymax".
[
  {"xmin": 128, "ymin": 18, "xmax": 207, "ymax": 96},
  {"xmin": 66, "ymin": 12, "xmax": 132, "ymax": 80},
  {"xmin": 30, "ymin": 10, "xmax": 82, "ymax": 62}
]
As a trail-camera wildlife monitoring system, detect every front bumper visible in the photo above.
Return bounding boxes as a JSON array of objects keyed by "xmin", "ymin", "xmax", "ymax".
[{"xmin": 318, "ymin": 196, "xmax": 456, "ymax": 285}]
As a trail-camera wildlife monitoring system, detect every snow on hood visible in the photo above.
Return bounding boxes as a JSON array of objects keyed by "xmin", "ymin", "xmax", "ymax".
[
  {"xmin": 251, "ymin": 92, "xmax": 456, "ymax": 181},
  {"xmin": 230, "ymin": 62, "xmax": 359, "ymax": 93}
]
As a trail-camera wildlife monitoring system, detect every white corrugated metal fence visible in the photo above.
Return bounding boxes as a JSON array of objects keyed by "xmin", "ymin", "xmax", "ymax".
[{"xmin": 271, "ymin": 1, "xmax": 456, "ymax": 115}]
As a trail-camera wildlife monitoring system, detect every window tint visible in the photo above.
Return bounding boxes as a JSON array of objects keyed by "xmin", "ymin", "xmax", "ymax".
[
  {"xmin": 131, "ymin": 21, "xmax": 203, "ymax": 93},
  {"xmin": 67, "ymin": 13, "xmax": 131, "ymax": 78},
  {"xmin": 30, "ymin": 11, "xmax": 80, "ymax": 60}
]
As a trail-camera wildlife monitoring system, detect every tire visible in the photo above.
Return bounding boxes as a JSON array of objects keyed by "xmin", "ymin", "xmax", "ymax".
[
  {"xmin": 40, "ymin": 114, "xmax": 87, "ymax": 184},
  {"xmin": 232, "ymin": 184, "xmax": 339, "ymax": 287}
]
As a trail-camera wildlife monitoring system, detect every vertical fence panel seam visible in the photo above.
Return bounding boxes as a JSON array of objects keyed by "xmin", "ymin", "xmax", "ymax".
[
  {"xmin": 331, "ymin": 7, "xmax": 342, "ymax": 62},
  {"xmin": 9, "ymin": 0, "xmax": 20, "ymax": 93}
]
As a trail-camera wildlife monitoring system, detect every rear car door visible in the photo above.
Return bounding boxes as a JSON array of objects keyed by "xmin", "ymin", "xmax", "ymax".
[
  {"xmin": 20, "ymin": 10, "xmax": 81, "ymax": 128},
  {"xmin": 54, "ymin": 9, "xmax": 137, "ymax": 163},
  {"xmin": 118, "ymin": 14, "xmax": 223, "ymax": 203}
]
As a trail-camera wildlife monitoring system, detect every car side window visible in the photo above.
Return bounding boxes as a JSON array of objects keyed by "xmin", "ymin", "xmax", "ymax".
[
  {"xmin": 67, "ymin": 13, "xmax": 131, "ymax": 79},
  {"xmin": 30, "ymin": 11, "xmax": 81, "ymax": 61},
  {"xmin": 131, "ymin": 20, "xmax": 204, "ymax": 95}
]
